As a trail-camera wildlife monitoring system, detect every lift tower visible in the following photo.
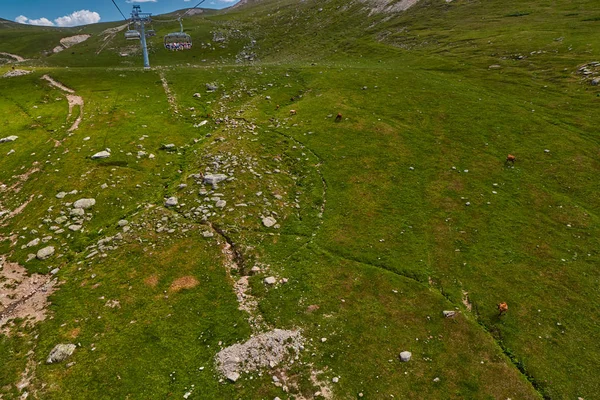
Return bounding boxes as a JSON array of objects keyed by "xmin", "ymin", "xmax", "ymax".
[{"xmin": 130, "ymin": 5, "xmax": 152, "ymax": 69}]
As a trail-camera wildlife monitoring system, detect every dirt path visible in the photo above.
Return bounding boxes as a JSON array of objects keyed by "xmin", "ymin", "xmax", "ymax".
[
  {"xmin": 0, "ymin": 52, "xmax": 26, "ymax": 62},
  {"xmin": 41, "ymin": 75, "xmax": 84, "ymax": 132},
  {"xmin": 159, "ymin": 72, "xmax": 178, "ymax": 113}
]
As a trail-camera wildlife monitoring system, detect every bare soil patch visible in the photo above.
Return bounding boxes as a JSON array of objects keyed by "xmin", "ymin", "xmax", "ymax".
[
  {"xmin": 169, "ymin": 276, "xmax": 199, "ymax": 292},
  {"xmin": 0, "ymin": 257, "xmax": 57, "ymax": 336}
]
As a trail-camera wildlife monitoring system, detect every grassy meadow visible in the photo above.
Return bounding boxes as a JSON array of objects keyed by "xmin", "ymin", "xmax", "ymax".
[{"xmin": 1, "ymin": 0, "xmax": 599, "ymax": 398}]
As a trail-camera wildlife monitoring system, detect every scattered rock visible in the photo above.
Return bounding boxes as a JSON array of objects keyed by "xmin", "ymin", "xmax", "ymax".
[
  {"xmin": 0, "ymin": 135, "xmax": 18, "ymax": 143},
  {"xmin": 91, "ymin": 151, "xmax": 111, "ymax": 159},
  {"xmin": 206, "ymin": 83, "xmax": 218, "ymax": 91},
  {"xmin": 215, "ymin": 329, "xmax": 303, "ymax": 381},
  {"xmin": 443, "ymin": 310, "xmax": 456, "ymax": 318},
  {"xmin": 55, "ymin": 191, "xmax": 67, "ymax": 199},
  {"xmin": 399, "ymin": 351, "xmax": 412, "ymax": 362},
  {"xmin": 202, "ymin": 231, "xmax": 214, "ymax": 238},
  {"xmin": 264, "ymin": 276, "xmax": 277, "ymax": 285},
  {"xmin": 165, "ymin": 197, "xmax": 178, "ymax": 207},
  {"xmin": 226, "ymin": 372, "xmax": 240, "ymax": 382},
  {"xmin": 70, "ymin": 208, "xmax": 85, "ymax": 217},
  {"xmin": 68, "ymin": 224, "xmax": 82, "ymax": 232},
  {"xmin": 203, "ymin": 173, "xmax": 228, "ymax": 185},
  {"xmin": 46, "ymin": 343, "xmax": 76, "ymax": 364},
  {"xmin": 118, "ymin": 220, "xmax": 129, "ymax": 227},
  {"xmin": 216, "ymin": 199, "xmax": 227, "ymax": 208},
  {"xmin": 73, "ymin": 198, "xmax": 96, "ymax": 209},
  {"xmin": 36, "ymin": 246, "xmax": 55, "ymax": 260},
  {"xmin": 262, "ymin": 216, "xmax": 277, "ymax": 227},
  {"xmin": 26, "ymin": 238, "xmax": 40, "ymax": 248}
]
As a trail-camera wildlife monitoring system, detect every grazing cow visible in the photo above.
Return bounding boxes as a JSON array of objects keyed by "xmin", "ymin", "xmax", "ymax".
[
  {"xmin": 335, "ymin": 113, "xmax": 342, "ymax": 122},
  {"xmin": 290, "ymin": 109, "xmax": 297, "ymax": 115},
  {"xmin": 506, "ymin": 154, "xmax": 516, "ymax": 164},
  {"xmin": 497, "ymin": 302, "xmax": 508, "ymax": 316},
  {"xmin": 276, "ymin": 105, "xmax": 280, "ymax": 110}
]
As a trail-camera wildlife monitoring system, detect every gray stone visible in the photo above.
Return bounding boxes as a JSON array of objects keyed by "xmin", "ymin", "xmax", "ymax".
[
  {"xmin": 91, "ymin": 151, "xmax": 111, "ymax": 159},
  {"xmin": 118, "ymin": 220, "xmax": 129, "ymax": 227},
  {"xmin": 202, "ymin": 231, "xmax": 214, "ymax": 238},
  {"xmin": 46, "ymin": 343, "xmax": 76, "ymax": 364},
  {"xmin": 399, "ymin": 351, "xmax": 412, "ymax": 362},
  {"xmin": 262, "ymin": 216, "xmax": 277, "ymax": 228},
  {"xmin": 70, "ymin": 208, "xmax": 85, "ymax": 217},
  {"xmin": 226, "ymin": 372, "xmax": 239, "ymax": 382},
  {"xmin": 264, "ymin": 276, "xmax": 277, "ymax": 285},
  {"xmin": 162, "ymin": 144, "xmax": 176, "ymax": 150},
  {"xmin": 68, "ymin": 224, "xmax": 82, "ymax": 232},
  {"xmin": 0, "ymin": 135, "xmax": 18, "ymax": 143},
  {"xmin": 206, "ymin": 83, "xmax": 218, "ymax": 91},
  {"xmin": 216, "ymin": 200, "xmax": 226, "ymax": 208},
  {"xmin": 443, "ymin": 310, "xmax": 456, "ymax": 318},
  {"xmin": 165, "ymin": 197, "xmax": 178, "ymax": 207},
  {"xmin": 203, "ymin": 173, "xmax": 228, "ymax": 185},
  {"xmin": 73, "ymin": 198, "xmax": 96, "ymax": 209},
  {"xmin": 55, "ymin": 191, "xmax": 67, "ymax": 199},
  {"xmin": 26, "ymin": 238, "xmax": 40, "ymax": 248},
  {"xmin": 592, "ymin": 78, "xmax": 600, "ymax": 86},
  {"xmin": 36, "ymin": 246, "xmax": 55, "ymax": 260}
]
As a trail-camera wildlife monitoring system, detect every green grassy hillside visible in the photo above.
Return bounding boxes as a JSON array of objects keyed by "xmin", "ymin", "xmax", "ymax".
[{"xmin": 0, "ymin": 0, "xmax": 599, "ymax": 399}]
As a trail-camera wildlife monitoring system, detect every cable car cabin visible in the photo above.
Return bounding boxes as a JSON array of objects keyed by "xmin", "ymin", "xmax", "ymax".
[
  {"xmin": 125, "ymin": 30, "xmax": 140, "ymax": 40},
  {"xmin": 146, "ymin": 29, "xmax": 156, "ymax": 37},
  {"xmin": 164, "ymin": 32, "xmax": 192, "ymax": 50}
]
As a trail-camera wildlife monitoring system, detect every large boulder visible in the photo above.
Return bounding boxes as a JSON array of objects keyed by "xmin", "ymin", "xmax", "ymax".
[
  {"xmin": 36, "ymin": 246, "xmax": 55, "ymax": 260},
  {"xmin": 46, "ymin": 343, "xmax": 76, "ymax": 364},
  {"xmin": 73, "ymin": 198, "xmax": 96, "ymax": 209}
]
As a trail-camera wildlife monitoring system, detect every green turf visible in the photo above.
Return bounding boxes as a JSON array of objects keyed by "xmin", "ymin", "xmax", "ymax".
[{"xmin": 1, "ymin": 0, "xmax": 599, "ymax": 398}]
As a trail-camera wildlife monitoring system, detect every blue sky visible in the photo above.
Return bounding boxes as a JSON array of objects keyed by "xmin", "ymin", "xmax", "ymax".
[{"xmin": 0, "ymin": 0, "xmax": 239, "ymax": 27}]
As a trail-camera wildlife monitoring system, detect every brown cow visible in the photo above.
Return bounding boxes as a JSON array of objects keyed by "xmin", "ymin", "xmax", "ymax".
[
  {"xmin": 335, "ymin": 113, "xmax": 342, "ymax": 122},
  {"xmin": 497, "ymin": 302, "xmax": 508, "ymax": 316},
  {"xmin": 506, "ymin": 154, "xmax": 516, "ymax": 164},
  {"xmin": 290, "ymin": 109, "xmax": 297, "ymax": 115}
]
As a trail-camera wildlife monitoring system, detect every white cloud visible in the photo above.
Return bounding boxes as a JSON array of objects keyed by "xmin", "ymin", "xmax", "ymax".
[
  {"xmin": 15, "ymin": 15, "xmax": 54, "ymax": 26},
  {"xmin": 15, "ymin": 10, "xmax": 101, "ymax": 27},
  {"xmin": 55, "ymin": 10, "xmax": 101, "ymax": 27}
]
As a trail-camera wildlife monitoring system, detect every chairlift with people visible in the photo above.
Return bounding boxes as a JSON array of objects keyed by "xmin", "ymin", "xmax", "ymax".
[
  {"xmin": 164, "ymin": 20, "xmax": 193, "ymax": 50},
  {"xmin": 160, "ymin": 0, "xmax": 206, "ymax": 51}
]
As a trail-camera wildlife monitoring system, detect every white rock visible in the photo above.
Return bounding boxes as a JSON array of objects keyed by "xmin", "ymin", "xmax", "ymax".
[
  {"xmin": 73, "ymin": 198, "xmax": 96, "ymax": 209},
  {"xmin": 46, "ymin": 343, "xmax": 76, "ymax": 364},
  {"xmin": 55, "ymin": 192, "xmax": 67, "ymax": 199},
  {"xmin": 262, "ymin": 216, "xmax": 277, "ymax": 227},
  {"xmin": 443, "ymin": 310, "xmax": 456, "ymax": 318},
  {"xmin": 399, "ymin": 351, "xmax": 412, "ymax": 362},
  {"xmin": 26, "ymin": 238, "xmax": 40, "ymax": 248},
  {"xmin": 68, "ymin": 224, "xmax": 82, "ymax": 232},
  {"xmin": 36, "ymin": 246, "xmax": 55, "ymax": 260},
  {"xmin": 203, "ymin": 174, "xmax": 228, "ymax": 185},
  {"xmin": 264, "ymin": 276, "xmax": 277, "ymax": 285},
  {"xmin": 118, "ymin": 220, "xmax": 129, "ymax": 227},
  {"xmin": 226, "ymin": 372, "xmax": 240, "ymax": 382},
  {"xmin": 91, "ymin": 151, "xmax": 111, "ymax": 159},
  {"xmin": 165, "ymin": 197, "xmax": 178, "ymax": 207},
  {"xmin": 0, "ymin": 135, "xmax": 18, "ymax": 143}
]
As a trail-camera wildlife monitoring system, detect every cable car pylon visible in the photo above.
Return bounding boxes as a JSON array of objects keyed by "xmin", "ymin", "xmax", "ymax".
[{"xmin": 130, "ymin": 5, "xmax": 152, "ymax": 69}]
